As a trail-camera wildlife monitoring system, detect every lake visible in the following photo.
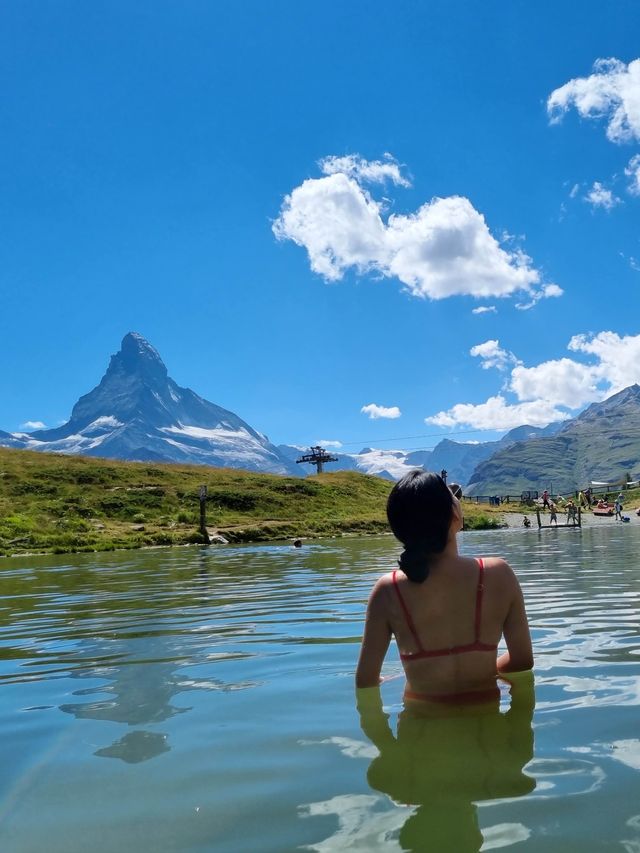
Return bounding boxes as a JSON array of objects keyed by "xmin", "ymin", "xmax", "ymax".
[{"xmin": 2, "ymin": 525, "xmax": 640, "ymax": 851}]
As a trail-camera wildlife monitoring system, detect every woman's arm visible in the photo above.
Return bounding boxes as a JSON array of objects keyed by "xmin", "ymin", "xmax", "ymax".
[
  {"xmin": 497, "ymin": 564, "xmax": 534, "ymax": 673},
  {"xmin": 355, "ymin": 578, "xmax": 392, "ymax": 688}
]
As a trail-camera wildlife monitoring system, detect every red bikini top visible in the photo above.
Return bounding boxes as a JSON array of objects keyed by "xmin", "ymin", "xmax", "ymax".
[{"xmin": 392, "ymin": 558, "xmax": 498, "ymax": 660}]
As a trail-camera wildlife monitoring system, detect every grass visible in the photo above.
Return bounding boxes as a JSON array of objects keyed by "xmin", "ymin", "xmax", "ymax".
[{"xmin": 0, "ymin": 447, "xmax": 504, "ymax": 557}]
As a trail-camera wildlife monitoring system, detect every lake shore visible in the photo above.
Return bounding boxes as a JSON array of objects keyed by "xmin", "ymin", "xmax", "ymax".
[{"xmin": 501, "ymin": 507, "xmax": 640, "ymax": 528}]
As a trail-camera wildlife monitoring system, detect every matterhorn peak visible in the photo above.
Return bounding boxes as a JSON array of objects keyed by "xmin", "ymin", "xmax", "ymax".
[
  {"xmin": 0, "ymin": 333, "xmax": 299, "ymax": 475},
  {"xmin": 108, "ymin": 332, "xmax": 168, "ymax": 383}
]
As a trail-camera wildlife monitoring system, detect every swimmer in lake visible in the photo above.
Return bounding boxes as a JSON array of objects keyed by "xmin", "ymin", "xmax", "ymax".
[{"xmin": 355, "ymin": 470, "xmax": 533, "ymax": 704}]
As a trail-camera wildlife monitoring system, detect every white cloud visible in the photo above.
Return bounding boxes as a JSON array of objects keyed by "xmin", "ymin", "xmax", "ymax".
[
  {"xmin": 509, "ymin": 358, "xmax": 601, "ymax": 408},
  {"xmin": 515, "ymin": 283, "xmax": 563, "ymax": 311},
  {"xmin": 585, "ymin": 181, "xmax": 621, "ymax": 210},
  {"xmin": 21, "ymin": 421, "xmax": 46, "ymax": 430},
  {"xmin": 569, "ymin": 183, "xmax": 581, "ymax": 198},
  {"xmin": 273, "ymin": 155, "xmax": 557, "ymax": 305},
  {"xmin": 470, "ymin": 339, "xmax": 518, "ymax": 371},
  {"xmin": 319, "ymin": 153, "xmax": 410, "ymax": 187},
  {"xmin": 568, "ymin": 331, "xmax": 640, "ymax": 394},
  {"xmin": 360, "ymin": 403, "xmax": 401, "ymax": 420},
  {"xmin": 315, "ymin": 439, "xmax": 343, "ymax": 449},
  {"xmin": 625, "ymin": 154, "xmax": 640, "ymax": 195},
  {"xmin": 426, "ymin": 395, "xmax": 570, "ymax": 430},
  {"xmin": 472, "ymin": 305, "xmax": 497, "ymax": 315},
  {"xmin": 425, "ymin": 330, "xmax": 640, "ymax": 431},
  {"xmin": 548, "ymin": 57, "xmax": 640, "ymax": 143}
]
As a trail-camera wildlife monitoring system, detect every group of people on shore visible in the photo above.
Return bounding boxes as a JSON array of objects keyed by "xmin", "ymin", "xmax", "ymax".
[
  {"xmin": 538, "ymin": 487, "xmax": 631, "ymax": 521},
  {"xmin": 535, "ymin": 489, "xmax": 580, "ymax": 526}
]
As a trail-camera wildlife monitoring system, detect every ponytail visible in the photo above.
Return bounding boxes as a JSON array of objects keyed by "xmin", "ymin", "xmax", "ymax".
[{"xmin": 398, "ymin": 543, "xmax": 431, "ymax": 583}]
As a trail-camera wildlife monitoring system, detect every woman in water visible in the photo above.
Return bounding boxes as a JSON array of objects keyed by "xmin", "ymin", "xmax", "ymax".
[{"xmin": 356, "ymin": 470, "xmax": 533, "ymax": 703}]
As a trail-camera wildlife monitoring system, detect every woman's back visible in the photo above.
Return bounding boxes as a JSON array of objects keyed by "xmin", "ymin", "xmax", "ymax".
[
  {"xmin": 355, "ymin": 470, "xmax": 533, "ymax": 699},
  {"xmin": 384, "ymin": 555, "xmax": 519, "ymax": 699}
]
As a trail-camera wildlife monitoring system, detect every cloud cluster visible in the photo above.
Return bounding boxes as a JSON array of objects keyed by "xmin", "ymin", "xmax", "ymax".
[
  {"xmin": 625, "ymin": 154, "xmax": 640, "ymax": 195},
  {"xmin": 549, "ymin": 58, "xmax": 640, "ymax": 201},
  {"xmin": 548, "ymin": 57, "xmax": 640, "ymax": 144},
  {"xmin": 427, "ymin": 396, "xmax": 570, "ymax": 430},
  {"xmin": 470, "ymin": 339, "xmax": 518, "ymax": 371},
  {"xmin": 319, "ymin": 154, "xmax": 410, "ymax": 187},
  {"xmin": 585, "ymin": 182, "xmax": 621, "ymax": 210},
  {"xmin": 274, "ymin": 155, "xmax": 559, "ymax": 306},
  {"xmin": 426, "ymin": 331, "xmax": 640, "ymax": 431},
  {"xmin": 361, "ymin": 403, "xmax": 401, "ymax": 420},
  {"xmin": 21, "ymin": 420, "xmax": 46, "ymax": 430}
]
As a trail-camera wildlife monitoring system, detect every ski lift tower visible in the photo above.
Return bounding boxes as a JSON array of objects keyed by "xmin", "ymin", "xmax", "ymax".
[{"xmin": 296, "ymin": 445, "xmax": 339, "ymax": 475}]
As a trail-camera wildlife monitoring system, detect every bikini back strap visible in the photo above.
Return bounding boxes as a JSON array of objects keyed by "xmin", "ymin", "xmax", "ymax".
[
  {"xmin": 474, "ymin": 557, "xmax": 485, "ymax": 641},
  {"xmin": 392, "ymin": 570, "xmax": 424, "ymax": 652}
]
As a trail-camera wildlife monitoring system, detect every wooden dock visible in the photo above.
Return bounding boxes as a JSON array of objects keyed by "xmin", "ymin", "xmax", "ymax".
[{"xmin": 535, "ymin": 507, "xmax": 581, "ymax": 529}]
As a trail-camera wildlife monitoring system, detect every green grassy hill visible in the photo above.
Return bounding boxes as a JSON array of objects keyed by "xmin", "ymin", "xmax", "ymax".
[
  {"xmin": 0, "ymin": 447, "xmax": 390, "ymax": 556},
  {"xmin": 0, "ymin": 447, "xmax": 502, "ymax": 557}
]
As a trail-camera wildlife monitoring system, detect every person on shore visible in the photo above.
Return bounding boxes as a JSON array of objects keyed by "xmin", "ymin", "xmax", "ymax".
[
  {"xmin": 522, "ymin": 515, "xmax": 531, "ymax": 528},
  {"xmin": 541, "ymin": 489, "xmax": 550, "ymax": 510},
  {"xmin": 355, "ymin": 470, "xmax": 533, "ymax": 704},
  {"xmin": 549, "ymin": 503, "xmax": 558, "ymax": 525},
  {"xmin": 585, "ymin": 487, "xmax": 593, "ymax": 507},
  {"xmin": 615, "ymin": 493, "xmax": 624, "ymax": 521}
]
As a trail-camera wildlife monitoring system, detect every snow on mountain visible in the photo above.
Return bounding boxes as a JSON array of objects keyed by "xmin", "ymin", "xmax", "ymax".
[
  {"xmin": 348, "ymin": 448, "xmax": 419, "ymax": 480},
  {"xmin": 1, "ymin": 332, "xmax": 299, "ymax": 475}
]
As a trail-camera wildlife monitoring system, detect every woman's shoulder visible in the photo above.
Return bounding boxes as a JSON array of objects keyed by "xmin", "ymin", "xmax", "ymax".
[
  {"xmin": 373, "ymin": 570, "xmax": 397, "ymax": 590},
  {"xmin": 478, "ymin": 555, "xmax": 517, "ymax": 581},
  {"xmin": 478, "ymin": 555, "xmax": 510, "ymax": 569}
]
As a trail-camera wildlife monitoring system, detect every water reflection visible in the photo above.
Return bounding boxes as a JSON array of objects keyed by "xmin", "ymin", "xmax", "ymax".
[
  {"xmin": 94, "ymin": 730, "xmax": 170, "ymax": 763},
  {"xmin": 356, "ymin": 675, "xmax": 536, "ymax": 852}
]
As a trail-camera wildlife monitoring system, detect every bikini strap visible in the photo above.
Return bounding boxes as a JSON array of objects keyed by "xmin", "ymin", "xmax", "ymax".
[
  {"xmin": 392, "ymin": 570, "xmax": 424, "ymax": 652},
  {"xmin": 474, "ymin": 558, "xmax": 485, "ymax": 641}
]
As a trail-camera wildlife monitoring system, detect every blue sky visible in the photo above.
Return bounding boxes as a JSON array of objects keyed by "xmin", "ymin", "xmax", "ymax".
[{"xmin": 2, "ymin": 1, "xmax": 640, "ymax": 453}]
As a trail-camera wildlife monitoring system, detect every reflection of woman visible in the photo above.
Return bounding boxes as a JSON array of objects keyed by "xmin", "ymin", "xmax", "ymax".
[
  {"xmin": 356, "ymin": 471, "xmax": 533, "ymax": 703},
  {"xmin": 357, "ymin": 674, "xmax": 536, "ymax": 852}
]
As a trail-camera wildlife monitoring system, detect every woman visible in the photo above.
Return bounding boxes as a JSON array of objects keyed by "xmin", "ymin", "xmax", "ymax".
[{"xmin": 356, "ymin": 470, "xmax": 533, "ymax": 703}]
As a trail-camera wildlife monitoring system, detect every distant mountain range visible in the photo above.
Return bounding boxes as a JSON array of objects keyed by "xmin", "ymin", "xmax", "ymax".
[
  {"xmin": 2, "ymin": 333, "xmax": 639, "ymax": 493},
  {"xmin": 281, "ymin": 424, "xmax": 560, "ymax": 485},
  {"xmin": 466, "ymin": 384, "xmax": 640, "ymax": 495}
]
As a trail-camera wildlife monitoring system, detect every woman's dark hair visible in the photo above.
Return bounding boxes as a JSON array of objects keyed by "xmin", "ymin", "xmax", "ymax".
[{"xmin": 386, "ymin": 470, "xmax": 455, "ymax": 583}]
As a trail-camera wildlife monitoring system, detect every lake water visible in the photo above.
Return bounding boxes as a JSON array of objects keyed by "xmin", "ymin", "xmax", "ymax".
[{"xmin": 2, "ymin": 526, "xmax": 640, "ymax": 851}]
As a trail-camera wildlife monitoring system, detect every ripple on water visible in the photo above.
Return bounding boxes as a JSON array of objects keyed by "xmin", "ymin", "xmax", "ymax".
[{"xmin": 1, "ymin": 528, "xmax": 640, "ymax": 850}]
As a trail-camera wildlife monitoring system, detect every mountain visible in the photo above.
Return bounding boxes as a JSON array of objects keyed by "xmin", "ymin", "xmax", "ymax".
[
  {"xmin": 426, "ymin": 439, "xmax": 499, "ymax": 483},
  {"xmin": 1, "ymin": 333, "xmax": 299, "ymax": 475},
  {"xmin": 280, "ymin": 426, "xmax": 558, "ymax": 485},
  {"xmin": 466, "ymin": 385, "xmax": 640, "ymax": 496}
]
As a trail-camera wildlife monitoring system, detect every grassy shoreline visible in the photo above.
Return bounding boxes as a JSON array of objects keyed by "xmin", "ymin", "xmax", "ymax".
[{"xmin": 0, "ymin": 447, "xmax": 505, "ymax": 558}]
